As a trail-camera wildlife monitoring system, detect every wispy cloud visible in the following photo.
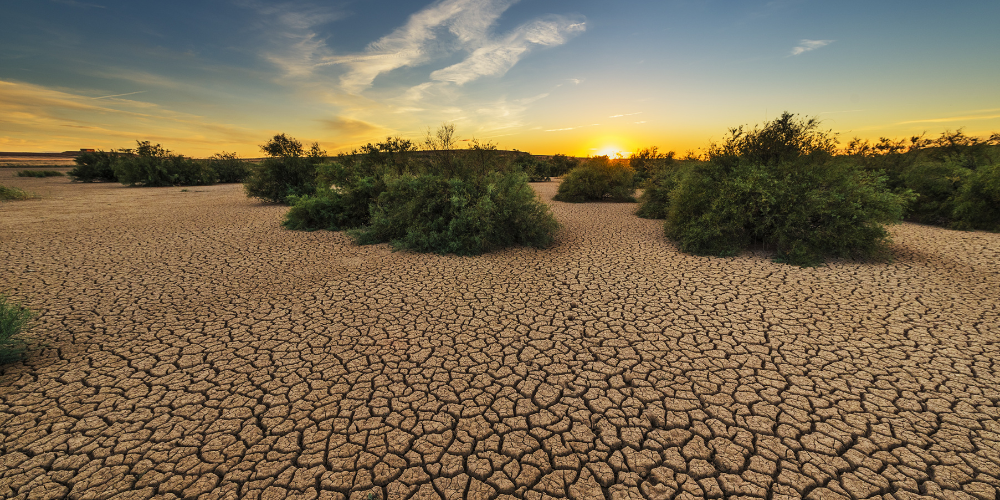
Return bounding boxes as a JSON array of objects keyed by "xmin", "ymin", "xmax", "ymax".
[
  {"xmin": 93, "ymin": 90, "xmax": 147, "ymax": 100},
  {"xmin": 545, "ymin": 123, "xmax": 600, "ymax": 132},
  {"xmin": 791, "ymin": 39, "xmax": 834, "ymax": 56},
  {"xmin": 897, "ymin": 111, "xmax": 1000, "ymax": 125},
  {"xmin": 318, "ymin": 0, "xmax": 584, "ymax": 93},
  {"xmin": 609, "ymin": 112, "xmax": 642, "ymax": 118}
]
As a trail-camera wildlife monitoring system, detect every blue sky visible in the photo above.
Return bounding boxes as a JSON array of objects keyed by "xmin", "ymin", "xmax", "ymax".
[{"xmin": 2, "ymin": 0, "xmax": 999, "ymax": 156}]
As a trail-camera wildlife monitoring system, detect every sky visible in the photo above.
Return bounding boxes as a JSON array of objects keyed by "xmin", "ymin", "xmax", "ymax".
[{"xmin": 2, "ymin": 0, "xmax": 999, "ymax": 157}]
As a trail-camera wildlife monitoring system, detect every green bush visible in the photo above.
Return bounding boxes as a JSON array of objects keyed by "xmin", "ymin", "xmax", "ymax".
[
  {"xmin": 630, "ymin": 147, "xmax": 675, "ymax": 185},
  {"xmin": 351, "ymin": 171, "xmax": 558, "ymax": 255},
  {"xmin": 547, "ymin": 154, "xmax": 580, "ymax": 177},
  {"xmin": 900, "ymin": 159, "xmax": 967, "ymax": 225},
  {"xmin": 16, "ymin": 170, "xmax": 64, "ymax": 177},
  {"xmin": 0, "ymin": 294, "xmax": 35, "ymax": 364},
  {"xmin": 951, "ymin": 163, "xmax": 1000, "ymax": 231},
  {"xmin": 512, "ymin": 154, "xmax": 550, "ymax": 182},
  {"xmin": 208, "ymin": 152, "xmax": 252, "ymax": 183},
  {"xmin": 635, "ymin": 163, "xmax": 687, "ymax": 219},
  {"xmin": 553, "ymin": 155, "xmax": 636, "ymax": 203},
  {"xmin": 70, "ymin": 150, "xmax": 120, "ymax": 182},
  {"xmin": 0, "ymin": 185, "xmax": 34, "ymax": 201},
  {"xmin": 244, "ymin": 134, "xmax": 325, "ymax": 203},
  {"xmin": 662, "ymin": 113, "xmax": 912, "ymax": 266},
  {"xmin": 113, "ymin": 142, "xmax": 215, "ymax": 187}
]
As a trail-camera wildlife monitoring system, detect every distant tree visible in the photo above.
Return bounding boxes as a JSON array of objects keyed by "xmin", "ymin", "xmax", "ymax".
[
  {"xmin": 424, "ymin": 123, "xmax": 456, "ymax": 151},
  {"xmin": 261, "ymin": 134, "xmax": 304, "ymax": 158}
]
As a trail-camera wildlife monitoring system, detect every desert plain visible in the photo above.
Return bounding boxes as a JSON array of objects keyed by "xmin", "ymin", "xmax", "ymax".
[{"xmin": 1, "ymin": 170, "xmax": 999, "ymax": 500}]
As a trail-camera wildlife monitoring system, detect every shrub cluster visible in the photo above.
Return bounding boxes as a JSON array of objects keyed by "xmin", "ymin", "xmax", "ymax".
[
  {"xmin": 69, "ymin": 142, "xmax": 254, "ymax": 186},
  {"xmin": 281, "ymin": 128, "xmax": 560, "ymax": 255},
  {"xmin": 553, "ymin": 155, "xmax": 636, "ymax": 203},
  {"xmin": 16, "ymin": 170, "xmax": 64, "ymax": 177},
  {"xmin": 0, "ymin": 294, "xmax": 35, "ymax": 364},
  {"xmin": 845, "ymin": 130, "xmax": 999, "ymax": 230},
  {"xmin": 638, "ymin": 112, "xmax": 913, "ymax": 266}
]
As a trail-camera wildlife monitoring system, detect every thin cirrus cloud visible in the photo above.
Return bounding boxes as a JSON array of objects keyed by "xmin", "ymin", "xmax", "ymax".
[
  {"xmin": 790, "ymin": 39, "xmax": 834, "ymax": 56},
  {"xmin": 317, "ymin": 0, "xmax": 585, "ymax": 93}
]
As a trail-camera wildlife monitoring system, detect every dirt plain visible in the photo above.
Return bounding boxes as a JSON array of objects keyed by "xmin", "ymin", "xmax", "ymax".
[{"xmin": 1, "ymin": 171, "xmax": 999, "ymax": 500}]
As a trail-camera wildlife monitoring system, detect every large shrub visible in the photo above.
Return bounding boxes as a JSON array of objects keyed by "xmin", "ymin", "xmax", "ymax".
[
  {"xmin": 244, "ymin": 134, "xmax": 326, "ymax": 203},
  {"xmin": 0, "ymin": 294, "xmax": 35, "ymax": 364},
  {"xmin": 662, "ymin": 113, "xmax": 912, "ymax": 266},
  {"xmin": 630, "ymin": 147, "xmax": 675, "ymax": 185},
  {"xmin": 547, "ymin": 154, "xmax": 580, "ymax": 177},
  {"xmin": 70, "ymin": 150, "xmax": 121, "ymax": 182},
  {"xmin": 951, "ymin": 163, "xmax": 1000, "ymax": 231},
  {"xmin": 553, "ymin": 155, "xmax": 635, "ymax": 203},
  {"xmin": 351, "ymin": 171, "xmax": 558, "ymax": 255}
]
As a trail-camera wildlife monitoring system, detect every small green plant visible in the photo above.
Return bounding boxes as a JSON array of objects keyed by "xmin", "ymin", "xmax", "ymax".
[
  {"xmin": 0, "ymin": 294, "xmax": 36, "ymax": 364},
  {"xmin": 553, "ymin": 155, "xmax": 636, "ymax": 203},
  {"xmin": 16, "ymin": 170, "xmax": 65, "ymax": 177},
  {"xmin": 0, "ymin": 185, "xmax": 35, "ymax": 201}
]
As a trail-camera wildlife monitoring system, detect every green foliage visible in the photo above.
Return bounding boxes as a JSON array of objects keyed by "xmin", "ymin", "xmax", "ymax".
[
  {"xmin": 512, "ymin": 154, "xmax": 550, "ymax": 182},
  {"xmin": 208, "ymin": 152, "xmax": 252, "ymax": 183},
  {"xmin": 244, "ymin": 133, "xmax": 328, "ymax": 203},
  {"xmin": 658, "ymin": 113, "xmax": 911, "ymax": 266},
  {"xmin": 244, "ymin": 156, "xmax": 317, "ymax": 203},
  {"xmin": 630, "ymin": 147, "xmax": 675, "ymax": 185},
  {"xmin": 284, "ymin": 132, "xmax": 560, "ymax": 255},
  {"xmin": 113, "ymin": 141, "xmax": 215, "ymax": 187},
  {"xmin": 16, "ymin": 170, "xmax": 64, "ymax": 177},
  {"xmin": 70, "ymin": 150, "xmax": 121, "ymax": 182},
  {"xmin": 900, "ymin": 159, "xmax": 967, "ymax": 225},
  {"xmin": 351, "ymin": 171, "xmax": 558, "ymax": 255},
  {"xmin": 635, "ymin": 162, "xmax": 688, "ymax": 219},
  {"xmin": 951, "ymin": 163, "xmax": 1000, "ymax": 231},
  {"xmin": 0, "ymin": 294, "xmax": 36, "ymax": 365},
  {"xmin": 0, "ymin": 185, "xmax": 35, "ymax": 201},
  {"xmin": 261, "ymin": 133, "xmax": 304, "ymax": 158},
  {"xmin": 547, "ymin": 154, "xmax": 580, "ymax": 177},
  {"xmin": 553, "ymin": 156, "xmax": 636, "ymax": 203}
]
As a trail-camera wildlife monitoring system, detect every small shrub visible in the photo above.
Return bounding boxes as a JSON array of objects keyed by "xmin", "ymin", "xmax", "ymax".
[
  {"xmin": 512, "ymin": 154, "xmax": 550, "ymax": 182},
  {"xmin": 208, "ymin": 152, "xmax": 252, "ymax": 183},
  {"xmin": 0, "ymin": 294, "xmax": 35, "ymax": 364},
  {"xmin": 951, "ymin": 163, "xmax": 1000, "ymax": 231},
  {"xmin": 16, "ymin": 170, "xmax": 64, "ymax": 178},
  {"xmin": 70, "ymin": 150, "xmax": 120, "ymax": 182},
  {"xmin": 0, "ymin": 185, "xmax": 35, "ymax": 201},
  {"xmin": 630, "ymin": 147, "xmax": 675, "ymax": 185},
  {"xmin": 553, "ymin": 155, "xmax": 636, "ymax": 203},
  {"xmin": 351, "ymin": 171, "xmax": 559, "ymax": 255}
]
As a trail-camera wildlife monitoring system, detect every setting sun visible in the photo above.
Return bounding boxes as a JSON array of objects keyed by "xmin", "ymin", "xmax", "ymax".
[{"xmin": 594, "ymin": 146, "xmax": 630, "ymax": 158}]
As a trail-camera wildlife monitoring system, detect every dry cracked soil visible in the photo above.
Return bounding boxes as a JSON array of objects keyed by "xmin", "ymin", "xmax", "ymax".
[{"xmin": 1, "ymin": 172, "xmax": 999, "ymax": 500}]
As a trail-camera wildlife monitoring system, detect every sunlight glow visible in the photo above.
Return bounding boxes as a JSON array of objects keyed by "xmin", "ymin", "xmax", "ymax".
[{"xmin": 594, "ymin": 146, "xmax": 629, "ymax": 158}]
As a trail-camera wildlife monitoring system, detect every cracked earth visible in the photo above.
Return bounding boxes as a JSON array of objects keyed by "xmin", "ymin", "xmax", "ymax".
[{"xmin": 1, "ymin": 172, "xmax": 999, "ymax": 500}]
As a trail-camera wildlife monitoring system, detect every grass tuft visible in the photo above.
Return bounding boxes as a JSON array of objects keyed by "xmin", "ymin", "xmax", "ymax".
[
  {"xmin": 0, "ymin": 294, "xmax": 36, "ymax": 365},
  {"xmin": 0, "ymin": 185, "xmax": 36, "ymax": 201},
  {"xmin": 16, "ymin": 170, "xmax": 65, "ymax": 177}
]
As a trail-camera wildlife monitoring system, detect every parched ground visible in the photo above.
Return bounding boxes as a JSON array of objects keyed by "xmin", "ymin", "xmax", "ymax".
[{"xmin": 1, "ymin": 174, "xmax": 998, "ymax": 500}]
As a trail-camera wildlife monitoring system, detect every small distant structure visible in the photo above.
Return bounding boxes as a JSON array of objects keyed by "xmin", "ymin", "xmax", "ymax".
[{"xmin": 79, "ymin": 148, "xmax": 96, "ymax": 153}]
